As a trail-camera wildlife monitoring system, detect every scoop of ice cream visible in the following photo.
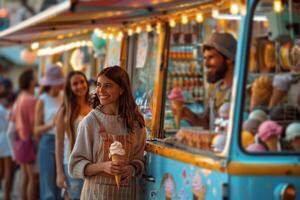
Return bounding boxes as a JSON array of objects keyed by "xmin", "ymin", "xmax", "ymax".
[
  {"xmin": 258, "ymin": 120, "xmax": 282, "ymax": 142},
  {"xmin": 218, "ymin": 102, "xmax": 230, "ymax": 118},
  {"xmin": 249, "ymin": 109, "xmax": 268, "ymax": 123},
  {"xmin": 242, "ymin": 130, "xmax": 255, "ymax": 149},
  {"xmin": 246, "ymin": 143, "xmax": 266, "ymax": 152},
  {"xmin": 289, "ymin": 45, "xmax": 300, "ymax": 70},
  {"xmin": 272, "ymin": 74, "xmax": 292, "ymax": 91},
  {"xmin": 164, "ymin": 176, "xmax": 175, "ymax": 193},
  {"xmin": 192, "ymin": 172, "xmax": 202, "ymax": 192},
  {"xmin": 285, "ymin": 122, "xmax": 300, "ymax": 141},
  {"xmin": 168, "ymin": 87, "xmax": 184, "ymax": 101},
  {"xmin": 242, "ymin": 118, "xmax": 261, "ymax": 134},
  {"xmin": 109, "ymin": 141, "xmax": 125, "ymax": 156}
]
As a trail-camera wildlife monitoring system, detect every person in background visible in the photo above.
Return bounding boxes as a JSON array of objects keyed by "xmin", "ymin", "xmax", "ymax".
[
  {"xmin": 0, "ymin": 78, "xmax": 15, "ymax": 200},
  {"xmin": 55, "ymin": 71, "xmax": 91, "ymax": 200},
  {"xmin": 34, "ymin": 65, "xmax": 64, "ymax": 200},
  {"xmin": 12, "ymin": 69, "xmax": 38, "ymax": 200},
  {"xmin": 180, "ymin": 32, "xmax": 237, "ymax": 130},
  {"xmin": 69, "ymin": 66, "xmax": 146, "ymax": 200}
]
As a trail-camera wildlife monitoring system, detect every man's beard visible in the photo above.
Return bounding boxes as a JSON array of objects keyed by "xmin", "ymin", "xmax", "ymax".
[{"xmin": 206, "ymin": 62, "xmax": 228, "ymax": 84}]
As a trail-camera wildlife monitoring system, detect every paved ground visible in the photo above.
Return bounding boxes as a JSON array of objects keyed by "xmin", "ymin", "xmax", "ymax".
[{"xmin": 0, "ymin": 169, "xmax": 21, "ymax": 200}]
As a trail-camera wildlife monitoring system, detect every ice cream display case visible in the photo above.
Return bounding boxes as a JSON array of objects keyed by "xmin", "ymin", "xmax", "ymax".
[{"xmin": 143, "ymin": 0, "xmax": 300, "ymax": 199}]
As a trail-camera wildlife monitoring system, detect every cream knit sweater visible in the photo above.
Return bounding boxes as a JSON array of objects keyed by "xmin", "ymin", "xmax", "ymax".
[{"xmin": 68, "ymin": 108, "xmax": 146, "ymax": 179}]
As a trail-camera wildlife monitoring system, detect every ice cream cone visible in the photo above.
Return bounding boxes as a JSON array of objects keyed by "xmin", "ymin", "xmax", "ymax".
[
  {"xmin": 251, "ymin": 75, "xmax": 272, "ymax": 110},
  {"xmin": 198, "ymin": 188, "xmax": 206, "ymax": 200},
  {"xmin": 165, "ymin": 191, "xmax": 172, "ymax": 200},
  {"xmin": 193, "ymin": 187, "xmax": 206, "ymax": 200},
  {"xmin": 250, "ymin": 94, "xmax": 263, "ymax": 111},
  {"xmin": 171, "ymin": 100, "xmax": 184, "ymax": 129},
  {"xmin": 109, "ymin": 141, "xmax": 126, "ymax": 189},
  {"xmin": 111, "ymin": 154, "xmax": 125, "ymax": 189},
  {"xmin": 264, "ymin": 135, "xmax": 278, "ymax": 151},
  {"xmin": 268, "ymin": 89, "xmax": 287, "ymax": 109}
]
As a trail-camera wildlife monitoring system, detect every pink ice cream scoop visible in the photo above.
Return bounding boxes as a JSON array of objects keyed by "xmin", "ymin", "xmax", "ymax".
[
  {"xmin": 242, "ymin": 118, "xmax": 261, "ymax": 134},
  {"xmin": 168, "ymin": 87, "xmax": 184, "ymax": 101},
  {"xmin": 247, "ymin": 143, "xmax": 267, "ymax": 152},
  {"xmin": 258, "ymin": 120, "xmax": 282, "ymax": 142}
]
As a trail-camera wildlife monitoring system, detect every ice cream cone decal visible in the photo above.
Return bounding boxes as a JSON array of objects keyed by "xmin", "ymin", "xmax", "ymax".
[
  {"xmin": 109, "ymin": 141, "xmax": 126, "ymax": 189},
  {"xmin": 162, "ymin": 174, "xmax": 175, "ymax": 200},
  {"xmin": 192, "ymin": 172, "xmax": 206, "ymax": 200}
]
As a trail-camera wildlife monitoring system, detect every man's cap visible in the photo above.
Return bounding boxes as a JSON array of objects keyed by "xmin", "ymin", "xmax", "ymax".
[{"xmin": 203, "ymin": 32, "xmax": 237, "ymax": 61}]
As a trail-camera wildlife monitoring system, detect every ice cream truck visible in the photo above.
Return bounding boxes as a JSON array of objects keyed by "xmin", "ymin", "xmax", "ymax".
[
  {"xmin": 0, "ymin": 0, "xmax": 299, "ymax": 199},
  {"xmin": 133, "ymin": 0, "xmax": 300, "ymax": 199}
]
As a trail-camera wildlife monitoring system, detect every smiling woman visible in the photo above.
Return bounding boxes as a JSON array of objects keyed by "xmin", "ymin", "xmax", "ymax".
[
  {"xmin": 55, "ymin": 71, "xmax": 91, "ymax": 199},
  {"xmin": 69, "ymin": 66, "xmax": 146, "ymax": 200},
  {"xmin": 96, "ymin": 75, "xmax": 123, "ymax": 109}
]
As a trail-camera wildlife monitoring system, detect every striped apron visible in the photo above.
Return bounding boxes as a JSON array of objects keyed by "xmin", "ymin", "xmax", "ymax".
[{"xmin": 80, "ymin": 112, "xmax": 136, "ymax": 200}]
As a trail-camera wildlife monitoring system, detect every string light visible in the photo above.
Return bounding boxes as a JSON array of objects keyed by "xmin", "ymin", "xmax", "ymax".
[
  {"xmin": 273, "ymin": 0, "xmax": 283, "ymax": 13},
  {"xmin": 196, "ymin": 12, "xmax": 203, "ymax": 23},
  {"xmin": 117, "ymin": 31, "xmax": 123, "ymax": 41},
  {"xmin": 128, "ymin": 28, "xmax": 133, "ymax": 36},
  {"xmin": 146, "ymin": 24, "xmax": 153, "ymax": 32},
  {"xmin": 108, "ymin": 33, "xmax": 114, "ymax": 40},
  {"xmin": 37, "ymin": 40, "xmax": 92, "ymax": 56},
  {"xmin": 94, "ymin": 29, "xmax": 103, "ymax": 37},
  {"xmin": 169, "ymin": 19, "xmax": 176, "ymax": 28},
  {"xmin": 181, "ymin": 15, "xmax": 188, "ymax": 24},
  {"xmin": 156, "ymin": 22, "xmax": 161, "ymax": 34},
  {"xmin": 212, "ymin": 8, "xmax": 219, "ymax": 18},
  {"xmin": 31, "ymin": 42, "xmax": 39, "ymax": 50},
  {"xmin": 102, "ymin": 33, "xmax": 108, "ymax": 39},
  {"xmin": 230, "ymin": 2, "xmax": 240, "ymax": 15},
  {"xmin": 136, "ymin": 26, "xmax": 142, "ymax": 33}
]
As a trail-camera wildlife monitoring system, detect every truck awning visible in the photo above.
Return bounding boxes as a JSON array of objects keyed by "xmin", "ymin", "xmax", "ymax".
[{"xmin": 0, "ymin": 0, "xmax": 214, "ymax": 46}]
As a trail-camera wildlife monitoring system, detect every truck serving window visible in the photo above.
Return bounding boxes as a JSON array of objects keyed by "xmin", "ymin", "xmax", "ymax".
[
  {"xmin": 242, "ymin": 0, "xmax": 300, "ymax": 154},
  {"xmin": 163, "ymin": 7, "xmax": 240, "ymax": 154}
]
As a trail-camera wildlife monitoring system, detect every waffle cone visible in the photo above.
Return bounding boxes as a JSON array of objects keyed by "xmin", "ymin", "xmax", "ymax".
[
  {"xmin": 165, "ymin": 191, "xmax": 172, "ymax": 200},
  {"xmin": 268, "ymin": 89, "xmax": 287, "ymax": 109},
  {"xmin": 192, "ymin": 188, "xmax": 206, "ymax": 200},
  {"xmin": 111, "ymin": 154, "xmax": 125, "ymax": 189},
  {"xmin": 250, "ymin": 95, "xmax": 263, "ymax": 111},
  {"xmin": 264, "ymin": 136, "xmax": 278, "ymax": 152},
  {"xmin": 171, "ymin": 100, "xmax": 184, "ymax": 129},
  {"xmin": 174, "ymin": 111, "xmax": 181, "ymax": 129}
]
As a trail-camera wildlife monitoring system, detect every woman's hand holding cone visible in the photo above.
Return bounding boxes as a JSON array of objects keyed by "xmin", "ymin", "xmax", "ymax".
[{"xmin": 102, "ymin": 160, "xmax": 124, "ymax": 176}]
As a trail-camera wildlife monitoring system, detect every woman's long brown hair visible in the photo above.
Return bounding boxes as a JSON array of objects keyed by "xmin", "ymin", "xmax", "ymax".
[
  {"xmin": 61, "ymin": 71, "xmax": 89, "ymax": 151},
  {"xmin": 90, "ymin": 66, "xmax": 145, "ymax": 132}
]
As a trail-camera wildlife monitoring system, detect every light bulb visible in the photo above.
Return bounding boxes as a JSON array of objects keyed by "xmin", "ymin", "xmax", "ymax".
[
  {"xmin": 230, "ymin": 3, "xmax": 239, "ymax": 15},
  {"xmin": 146, "ymin": 24, "xmax": 153, "ymax": 32},
  {"xmin": 196, "ymin": 13, "xmax": 203, "ymax": 23},
  {"xmin": 95, "ymin": 29, "xmax": 103, "ymax": 37},
  {"xmin": 128, "ymin": 28, "xmax": 133, "ymax": 36},
  {"xmin": 169, "ymin": 19, "xmax": 176, "ymax": 28},
  {"xmin": 181, "ymin": 15, "xmax": 188, "ymax": 24},
  {"xmin": 274, "ymin": 0, "xmax": 283, "ymax": 13},
  {"xmin": 212, "ymin": 8, "xmax": 219, "ymax": 18},
  {"xmin": 31, "ymin": 42, "xmax": 39, "ymax": 50},
  {"xmin": 102, "ymin": 33, "xmax": 107, "ymax": 39},
  {"xmin": 156, "ymin": 23, "xmax": 161, "ymax": 34},
  {"xmin": 136, "ymin": 26, "xmax": 142, "ymax": 33},
  {"xmin": 109, "ymin": 33, "xmax": 114, "ymax": 40}
]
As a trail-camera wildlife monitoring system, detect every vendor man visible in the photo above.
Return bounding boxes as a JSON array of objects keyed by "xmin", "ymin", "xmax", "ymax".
[{"xmin": 181, "ymin": 32, "xmax": 237, "ymax": 130}]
